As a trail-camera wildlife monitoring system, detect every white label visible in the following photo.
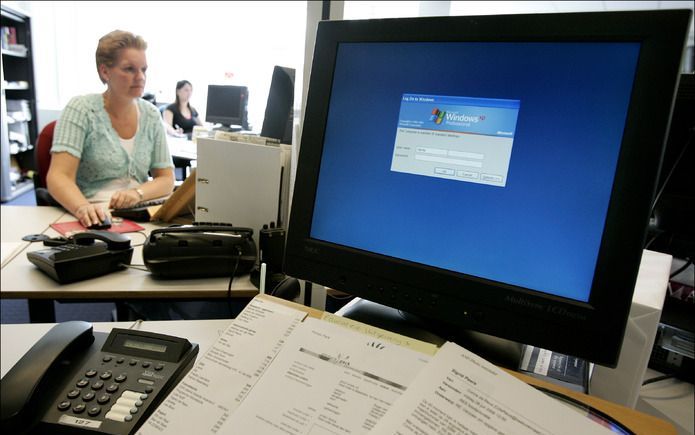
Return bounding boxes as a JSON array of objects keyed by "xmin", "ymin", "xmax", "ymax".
[{"xmin": 58, "ymin": 414, "xmax": 102, "ymax": 429}]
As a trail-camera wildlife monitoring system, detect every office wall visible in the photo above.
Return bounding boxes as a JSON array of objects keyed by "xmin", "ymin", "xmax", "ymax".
[
  {"xmin": 342, "ymin": 1, "xmax": 694, "ymax": 71},
  {"xmin": 26, "ymin": 1, "xmax": 307, "ymax": 132}
]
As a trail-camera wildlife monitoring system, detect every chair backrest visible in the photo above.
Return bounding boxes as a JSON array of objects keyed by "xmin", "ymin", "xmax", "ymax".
[{"xmin": 35, "ymin": 120, "xmax": 57, "ymax": 189}]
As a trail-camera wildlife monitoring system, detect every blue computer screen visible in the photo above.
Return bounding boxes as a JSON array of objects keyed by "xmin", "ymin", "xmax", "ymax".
[{"xmin": 310, "ymin": 42, "xmax": 640, "ymax": 302}]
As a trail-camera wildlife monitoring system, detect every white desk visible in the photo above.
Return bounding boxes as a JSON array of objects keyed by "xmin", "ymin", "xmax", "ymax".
[
  {"xmin": 0, "ymin": 206, "xmax": 259, "ymax": 323},
  {"xmin": 0, "ymin": 319, "xmax": 232, "ymax": 379},
  {"xmin": 0, "ymin": 205, "xmax": 65, "ymax": 242},
  {"xmin": 1, "ymin": 205, "xmax": 65, "ymax": 269},
  {"xmin": 167, "ymin": 135, "xmax": 197, "ymax": 161},
  {"xmin": 1, "ymin": 317, "xmax": 688, "ymax": 435}
]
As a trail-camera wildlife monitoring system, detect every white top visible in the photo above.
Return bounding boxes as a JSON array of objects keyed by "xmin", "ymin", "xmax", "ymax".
[{"xmin": 89, "ymin": 134, "xmax": 138, "ymax": 203}]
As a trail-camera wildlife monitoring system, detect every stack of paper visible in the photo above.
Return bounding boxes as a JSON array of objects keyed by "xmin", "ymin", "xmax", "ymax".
[{"xmin": 137, "ymin": 295, "xmax": 614, "ymax": 435}]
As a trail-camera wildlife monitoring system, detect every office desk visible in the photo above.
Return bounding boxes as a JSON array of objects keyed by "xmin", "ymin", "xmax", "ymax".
[
  {"xmin": 168, "ymin": 135, "xmax": 197, "ymax": 180},
  {"xmin": 0, "ymin": 319, "xmax": 232, "ymax": 379},
  {"xmin": 167, "ymin": 135, "xmax": 197, "ymax": 161},
  {"xmin": 0, "ymin": 316, "xmax": 683, "ymax": 435},
  {"xmin": 0, "ymin": 206, "xmax": 259, "ymax": 323},
  {"xmin": 1, "ymin": 205, "xmax": 65, "ymax": 268}
]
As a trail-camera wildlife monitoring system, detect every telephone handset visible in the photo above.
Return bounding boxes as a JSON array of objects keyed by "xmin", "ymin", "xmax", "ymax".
[
  {"xmin": 27, "ymin": 230, "xmax": 134, "ymax": 283},
  {"xmin": 1, "ymin": 321, "xmax": 199, "ymax": 435}
]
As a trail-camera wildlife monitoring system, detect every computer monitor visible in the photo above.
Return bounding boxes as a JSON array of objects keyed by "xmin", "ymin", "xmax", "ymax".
[
  {"xmin": 205, "ymin": 85, "xmax": 249, "ymax": 131},
  {"xmin": 285, "ymin": 10, "xmax": 692, "ymax": 368},
  {"xmin": 261, "ymin": 66, "xmax": 296, "ymax": 144}
]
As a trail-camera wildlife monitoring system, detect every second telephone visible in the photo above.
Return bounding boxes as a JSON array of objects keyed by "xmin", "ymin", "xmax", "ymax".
[
  {"xmin": 1, "ymin": 321, "xmax": 199, "ymax": 434},
  {"xmin": 27, "ymin": 230, "xmax": 133, "ymax": 284}
]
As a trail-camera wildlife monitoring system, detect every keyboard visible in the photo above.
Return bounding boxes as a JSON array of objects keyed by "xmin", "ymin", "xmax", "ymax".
[{"xmin": 110, "ymin": 198, "xmax": 168, "ymax": 222}]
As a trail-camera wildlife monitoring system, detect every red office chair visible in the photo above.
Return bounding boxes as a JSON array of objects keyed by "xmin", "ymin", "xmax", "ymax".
[{"xmin": 33, "ymin": 120, "xmax": 61, "ymax": 206}]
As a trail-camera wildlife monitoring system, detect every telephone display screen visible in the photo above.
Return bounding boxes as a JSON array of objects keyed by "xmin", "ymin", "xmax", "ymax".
[{"xmin": 123, "ymin": 339, "xmax": 167, "ymax": 353}]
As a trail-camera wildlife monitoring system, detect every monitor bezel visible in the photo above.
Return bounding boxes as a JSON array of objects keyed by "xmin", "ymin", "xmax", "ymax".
[
  {"xmin": 205, "ymin": 84, "xmax": 248, "ymax": 127},
  {"xmin": 285, "ymin": 10, "xmax": 691, "ymax": 366}
]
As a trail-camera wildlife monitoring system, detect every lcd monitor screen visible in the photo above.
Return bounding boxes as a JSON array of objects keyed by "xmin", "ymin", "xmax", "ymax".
[
  {"xmin": 206, "ymin": 85, "xmax": 248, "ymax": 128},
  {"xmin": 310, "ymin": 41, "xmax": 639, "ymax": 303},
  {"xmin": 286, "ymin": 11, "xmax": 691, "ymax": 366}
]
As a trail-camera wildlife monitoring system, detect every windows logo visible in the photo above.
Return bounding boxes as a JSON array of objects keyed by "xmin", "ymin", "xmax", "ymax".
[{"xmin": 430, "ymin": 108, "xmax": 445, "ymax": 125}]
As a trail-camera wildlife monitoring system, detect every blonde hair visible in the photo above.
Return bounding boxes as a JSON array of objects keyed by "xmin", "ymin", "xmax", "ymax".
[{"xmin": 95, "ymin": 30, "xmax": 147, "ymax": 83}]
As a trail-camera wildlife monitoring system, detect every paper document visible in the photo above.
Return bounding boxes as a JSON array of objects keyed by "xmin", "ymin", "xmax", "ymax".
[
  {"xmin": 227, "ymin": 317, "xmax": 431, "ymax": 434},
  {"xmin": 371, "ymin": 341, "xmax": 613, "ymax": 434},
  {"xmin": 136, "ymin": 297, "xmax": 306, "ymax": 434}
]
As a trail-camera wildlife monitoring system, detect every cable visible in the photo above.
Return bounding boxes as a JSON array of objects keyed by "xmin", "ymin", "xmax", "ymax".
[
  {"xmin": 129, "ymin": 231, "xmax": 149, "ymax": 248},
  {"xmin": 128, "ymin": 319, "xmax": 144, "ymax": 329},
  {"xmin": 226, "ymin": 248, "xmax": 242, "ymax": 318},
  {"xmin": 120, "ymin": 263, "xmax": 149, "ymax": 272},
  {"xmin": 642, "ymin": 373, "xmax": 676, "ymax": 386}
]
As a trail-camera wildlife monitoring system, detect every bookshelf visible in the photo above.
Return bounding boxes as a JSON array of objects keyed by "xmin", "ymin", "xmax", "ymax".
[{"xmin": 1, "ymin": 3, "xmax": 37, "ymax": 202}]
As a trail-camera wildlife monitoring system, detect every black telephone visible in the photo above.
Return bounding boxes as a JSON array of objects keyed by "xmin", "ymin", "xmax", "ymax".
[
  {"xmin": 143, "ymin": 224, "xmax": 257, "ymax": 278},
  {"xmin": 1, "ymin": 321, "xmax": 199, "ymax": 435},
  {"xmin": 27, "ymin": 230, "xmax": 134, "ymax": 284}
]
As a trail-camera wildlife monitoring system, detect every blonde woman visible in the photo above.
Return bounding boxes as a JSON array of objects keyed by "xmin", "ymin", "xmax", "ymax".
[{"xmin": 48, "ymin": 30, "xmax": 174, "ymax": 228}]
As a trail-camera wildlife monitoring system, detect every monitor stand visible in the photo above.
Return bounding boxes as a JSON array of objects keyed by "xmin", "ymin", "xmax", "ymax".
[{"xmin": 338, "ymin": 298, "xmax": 523, "ymax": 370}]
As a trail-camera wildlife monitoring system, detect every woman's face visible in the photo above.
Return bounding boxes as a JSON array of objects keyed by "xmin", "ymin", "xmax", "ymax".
[
  {"xmin": 100, "ymin": 48, "xmax": 147, "ymax": 99},
  {"xmin": 177, "ymin": 84, "xmax": 193, "ymax": 102}
]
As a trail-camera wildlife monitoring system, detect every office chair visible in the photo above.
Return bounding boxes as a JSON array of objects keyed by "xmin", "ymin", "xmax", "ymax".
[{"xmin": 33, "ymin": 121, "xmax": 61, "ymax": 207}]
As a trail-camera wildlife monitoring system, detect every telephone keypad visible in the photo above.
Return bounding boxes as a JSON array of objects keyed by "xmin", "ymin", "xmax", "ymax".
[
  {"xmin": 57, "ymin": 363, "xmax": 161, "ymax": 428},
  {"xmin": 106, "ymin": 383, "xmax": 119, "ymax": 393}
]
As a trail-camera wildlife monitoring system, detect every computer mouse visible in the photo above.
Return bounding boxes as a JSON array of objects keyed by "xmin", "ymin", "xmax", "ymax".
[{"xmin": 88, "ymin": 215, "xmax": 112, "ymax": 230}]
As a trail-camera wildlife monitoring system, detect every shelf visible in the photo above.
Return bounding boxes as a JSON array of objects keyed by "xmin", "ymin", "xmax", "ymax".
[
  {"xmin": 1, "ymin": 47, "xmax": 28, "ymax": 58},
  {"xmin": 9, "ymin": 144, "xmax": 34, "ymax": 155},
  {"xmin": 3, "ymin": 83, "xmax": 30, "ymax": 90},
  {"xmin": 1, "ymin": 4, "xmax": 36, "ymax": 204},
  {"xmin": 0, "ymin": 178, "xmax": 33, "ymax": 203}
]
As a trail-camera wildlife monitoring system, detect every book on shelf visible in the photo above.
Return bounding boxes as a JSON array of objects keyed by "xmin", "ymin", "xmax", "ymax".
[{"xmin": 136, "ymin": 294, "xmax": 615, "ymax": 435}]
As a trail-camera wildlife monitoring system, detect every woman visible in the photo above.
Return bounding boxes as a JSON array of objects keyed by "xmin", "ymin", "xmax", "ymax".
[
  {"xmin": 47, "ymin": 30, "xmax": 175, "ymax": 228},
  {"xmin": 163, "ymin": 80, "xmax": 203, "ymax": 137}
]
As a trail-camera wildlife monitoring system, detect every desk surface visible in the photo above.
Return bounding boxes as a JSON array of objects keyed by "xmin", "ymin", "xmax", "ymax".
[
  {"xmin": 167, "ymin": 135, "xmax": 197, "ymax": 160},
  {"xmin": 0, "ymin": 319, "xmax": 232, "ymax": 378},
  {"xmin": 0, "ymin": 206, "xmax": 259, "ymax": 300},
  {"xmin": 1, "ymin": 318, "xmax": 687, "ymax": 435},
  {"xmin": 1, "ymin": 205, "xmax": 65, "ymax": 242}
]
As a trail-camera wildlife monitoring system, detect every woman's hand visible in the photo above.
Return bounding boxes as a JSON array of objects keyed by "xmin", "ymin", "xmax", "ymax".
[
  {"xmin": 109, "ymin": 188, "xmax": 142, "ymax": 210},
  {"xmin": 74, "ymin": 203, "xmax": 108, "ymax": 228}
]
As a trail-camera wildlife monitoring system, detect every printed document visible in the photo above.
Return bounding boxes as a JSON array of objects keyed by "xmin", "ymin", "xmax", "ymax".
[
  {"xmin": 136, "ymin": 297, "xmax": 306, "ymax": 434},
  {"xmin": 226, "ymin": 317, "xmax": 431, "ymax": 434},
  {"xmin": 371, "ymin": 341, "xmax": 613, "ymax": 434}
]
